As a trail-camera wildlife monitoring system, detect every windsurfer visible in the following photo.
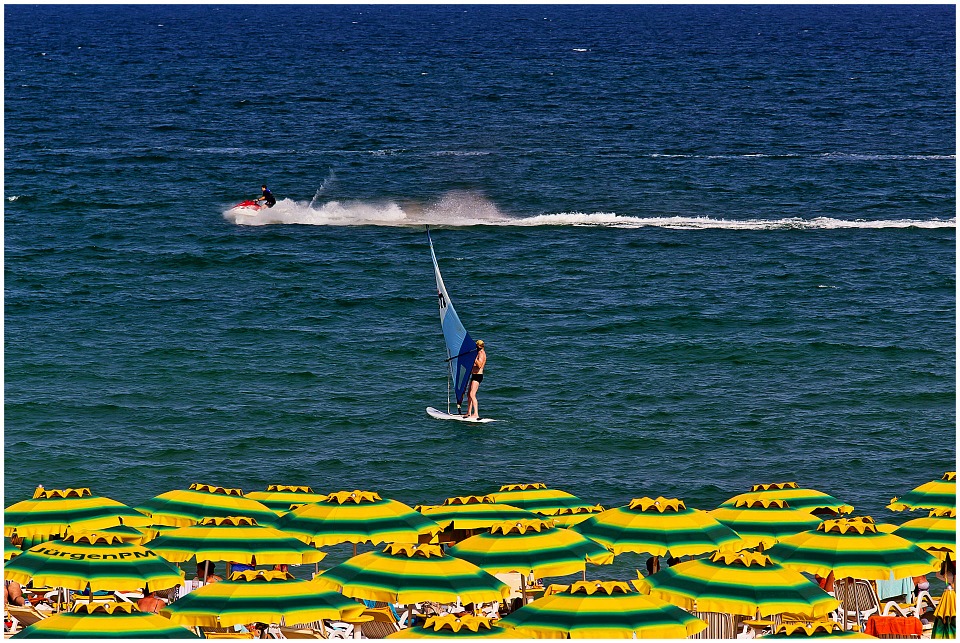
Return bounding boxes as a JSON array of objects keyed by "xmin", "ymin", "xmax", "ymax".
[{"xmin": 465, "ymin": 339, "xmax": 486, "ymax": 419}]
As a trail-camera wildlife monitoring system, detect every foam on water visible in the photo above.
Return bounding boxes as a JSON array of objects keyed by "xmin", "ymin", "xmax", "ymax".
[{"xmin": 225, "ymin": 192, "xmax": 956, "ymax": 230}]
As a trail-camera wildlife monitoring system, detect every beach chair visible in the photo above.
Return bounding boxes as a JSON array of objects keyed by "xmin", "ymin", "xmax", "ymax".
[
  {"xmin": 689, "ymin": 611, "xmax": 734, "ymax": 639},
  {"xmin": 278, "ymin": 627, "xmax": 327, "ymax": 639},
  {"xmin": 282, "ymin": 618, "xmax": 352, "ymax": 639},
  {"xmin": 834, "ymin": 578, "xmax": 913, "ymax": 631},
  {"xmin": 6, "ymin": 605, "xmax": 48, "ymax": 635},
  {"xmin": 360, "ymin": 602, "xmax": 409, "ymax": 638}
]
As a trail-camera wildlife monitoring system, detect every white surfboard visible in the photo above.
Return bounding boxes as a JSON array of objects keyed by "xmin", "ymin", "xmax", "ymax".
[{"xmin": 426, "ymin": 407, "xmax": 496, "ymax": 423}]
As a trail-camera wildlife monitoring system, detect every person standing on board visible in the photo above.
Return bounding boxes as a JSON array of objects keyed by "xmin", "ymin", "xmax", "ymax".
[
  {"xmin": 256, "ymin": 184, "xmax": 276, "ymax": 208},
  {"xmin": 465, "ymin": 339, "xmax": 486, "ymax": 419}
]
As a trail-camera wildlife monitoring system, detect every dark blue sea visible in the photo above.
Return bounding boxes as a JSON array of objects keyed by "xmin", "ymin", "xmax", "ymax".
[{"xmin": 5, "ymin": 5, "xmax": 956, "ymax": 578}]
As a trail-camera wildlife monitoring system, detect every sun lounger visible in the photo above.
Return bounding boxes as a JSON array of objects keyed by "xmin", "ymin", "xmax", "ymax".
[
  {"xmin": 690, "ymin": 611, "xmax": 734, "ymax": 639},
  {"xmin": 6, "ymin": 605, "xmax": 48, "ymax": 634}
]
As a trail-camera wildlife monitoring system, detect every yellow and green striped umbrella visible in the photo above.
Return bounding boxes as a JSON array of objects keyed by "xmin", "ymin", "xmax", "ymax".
[
  {"xmin": 889, "ymin": 508, "xmax": 956, "ymax": 562},
  {"xmin": 448, "ymin": 518, "xmax": 614, "ymax": 578},
  {"xmin": 4, "ymin": 532, "xmax": 184, "ymax": 592},
  {"xmin": 65, "ymin": 523, "xmax": 156, "ymax": 546},
  {"xmin": 145, "ymin": 516, "xmax": 325, "ymax": 565},
  {"xmin": 245, "ymin": 484, "xmax": 328, "ymax": 515},
  {"xmin": 766, "ymin": 516, "xmax": 940, "ymax": 580},
  {"xmin": 135, "ymin": 483, "xmax": 279, "ymax": 528},
  {"xmin": 5, "ymin": 539, "xmax": 22, "ymax": 561},
  {"xmin": 932, "ymin": 586, "xmax": 956, "ymax": 639},
  {"xmin": 888, "ymin": 472, "xmax": 956, "ymax": 512},
  {"xmin": 549, "ymin": 506, "xmax": 606, "ymax": 528},
  {"xmin": 497, "ymin": 580, "xmax": 707, "ymax": 639},
  {"xmin": 10, "ymin": 602, "xmax": 200, "ymax": 639},
  {"xmin": 5, "ymin": 487, "xmax": 152, "ymax": 539},
  {"xmin": 161, "ymin": 569, "xmax": 364, "ymax": 628},
  {"xmin": 708, "ymin": 497, "xmax": 823, "ymax": 550},
  {"xmin": 571, "ymin": 497, "xmax": 743, "ymax": 557},
  {"xmin": 721, "ymin": 483, "xmax": 854, "ymax": 516},
  {"xmin": 634, "ymin": 551, "xmax": 839, "ymax": 618},
  {"xmin": 417, "ymin": 495, "xmax": 540, "ymax": 531},
  {"xmin": 387, "ymin": 615, "xmax": 514, "ymax": 639},
  {"xmin": 762, "ymin": 621, "xmax": 877, "ymax": 638},
  {"xmin": 277, "ymin": 490, "xmax": 442, "ymax": 548},
  {"xmin": 312, "ymin": 543, "xmax": 511, "ymax": 604},
  {"xmin": 490, "ymin": 483, "xmax": 604, "ymax": 517}
]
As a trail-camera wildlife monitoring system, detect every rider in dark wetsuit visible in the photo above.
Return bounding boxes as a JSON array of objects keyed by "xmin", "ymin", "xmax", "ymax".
[{"xmin": 257, "ymin": 185, "xmax": 277, "ymax": 208}]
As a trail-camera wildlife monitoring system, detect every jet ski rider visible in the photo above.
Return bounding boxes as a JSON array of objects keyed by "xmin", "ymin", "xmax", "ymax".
[{"xmin": 256, "ymin": 184, "xmax": 276, "ymax": 208}]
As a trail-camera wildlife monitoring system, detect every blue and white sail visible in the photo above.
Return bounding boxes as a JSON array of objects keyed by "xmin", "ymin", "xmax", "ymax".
[{"xmin": 427, "ymin": 229, "xmax": 476, "ymax": 410}]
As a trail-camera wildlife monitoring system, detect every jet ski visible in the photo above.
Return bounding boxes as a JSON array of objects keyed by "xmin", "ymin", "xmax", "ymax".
[{"xmin": 232, "ymin": 199, "xmax": 262, "ymax": 212}]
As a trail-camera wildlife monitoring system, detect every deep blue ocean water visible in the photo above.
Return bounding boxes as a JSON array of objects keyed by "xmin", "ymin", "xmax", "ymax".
[{"xmin": 4, "ymin": 5, "xmax": 956, "ymax": 578}]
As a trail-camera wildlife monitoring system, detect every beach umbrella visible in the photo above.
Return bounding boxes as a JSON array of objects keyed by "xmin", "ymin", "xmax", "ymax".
[
  {"xmin": 10, "ymin": 602, "xmax": 200, "ymax": 639},
  {"xmin": 571, "ymin": 496, "xmax": 742, "ymax": 557},
  {"xmin": 134, "ymin": 483, "xmax": 279, "ymax": 528},
  {"xmin": 277, "ymin": 490, "xmax": 442, "ymax": 552},
  {"xmin": 161, "ymin": 569, "xmax": 365, "ymax": 628},
  {"xmin": 386, "ymin": 615, "xmax": 514, "ymax": 639},
  {"xmin": 549, "ymin": 507, "xmax": 606, "ymax": 528},
  {"xmin": 489, "ymin": 483, "xmax": 604, "ymax": 517},
  {"xmin": 765, "ymin": 516, "xmax": 939, "ymax": 580},
  {"xmin": 448, "ymin": 518, "xmax": 614, "ymax": 579},
  {"xmin": 245, "ymin": 484, "xmax": 328, "ymax": 515},
  {"xmin": 312, "ymin": 542, "xmax": 511, "ymax": 604},
  {"xmin": 889, "ymin": 508, "xmax": 956, "ymax": 562},
  {"xmin": 932, "ymin": 586, "xmax": 956, "ymax": 639},
  {"xmin": 707, "ymin": 497, "xmax": 823, "ymax": 550},
  {"xmin": 417, "ymin": 495, "xmax": 541, "ymax": 531},
  {"xmin": 497, "ymin": 580, "xmax": 707, "ymax": 639},
  {"xmin": 5, "ymin": 487, "xmax": 152, "ymax": 540},
  {"xmin": 65, "ymin": 523, "xmax": 157, "ymax": 546},
  {"xmin": 720, "ymin": 482, "xmax": 854, "ymax": 516},
  {"xmin": 634, "ymin": 550, "xmax": 839, "ymax": 618},
  {"xmin": 762, "ymin": 621, "xmax": 877, "ymax": 638},
  {"xmin": 145, "ymin": 515, "xmax": 325, "ymax": 566},
  {"xmin": 5, "ymin": 539, "xmax": 22, "ymax": 561},
  {"xmin": 4, "ymin": 532, "xmax": 184, "ymax": 592},
  {"xmin": 888, "ymin": 472, "xmax": 956, "ymax": 512}
]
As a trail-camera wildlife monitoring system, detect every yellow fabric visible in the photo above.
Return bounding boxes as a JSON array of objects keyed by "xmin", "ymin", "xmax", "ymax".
[
  {"xmin": 32, "ymin": 488, "xmax": 93, "ymax": 499},
  {"xmin": 324, "ymin": 490, "xmax": 380, "ymax": 504},
  {"xmin": 189, "ymin": 483, "xmax": 244, "ymax": 496},
  {"xmin": 934, "ymin": 588, "xmax": 956, "ymax": 618},
  {"xmin": 626, "ymin": 497, "xmax": 685, "ymax": 512}
]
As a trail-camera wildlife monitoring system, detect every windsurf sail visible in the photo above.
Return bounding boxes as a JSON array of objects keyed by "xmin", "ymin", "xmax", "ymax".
[{"xmin": 427, "ymin": 228, "xmax": 477, "ymax": 413}]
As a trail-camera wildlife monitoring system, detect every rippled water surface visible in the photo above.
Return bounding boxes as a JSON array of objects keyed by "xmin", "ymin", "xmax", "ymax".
[{"xmin": 5, "ymin": 5, "xmax": 955, "ymax": 578}]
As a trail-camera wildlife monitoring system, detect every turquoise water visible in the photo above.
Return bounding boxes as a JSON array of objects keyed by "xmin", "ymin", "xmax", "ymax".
[{"xmin": 5, "ymin": 5, "xmax": 955, "ymax": 578}]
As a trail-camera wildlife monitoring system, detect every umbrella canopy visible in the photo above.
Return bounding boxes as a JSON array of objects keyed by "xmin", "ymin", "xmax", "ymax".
[
  {"xmin": 890, "ymin": 509, "xmax": 956, "ymax": 562},
  {"xmin": 549, "ymin": 507, "xmax": 606, "ymax": 528},
  {"xmin": 5, "ymin": 487, "xmax": 152, "ymax": 539},
  {"xmin": 888, "ymin": 472, "xmax": 956, "ymax": 513},
  {"xmin": 277, "ymin": 490, "xmax": 441, "ymax": 547},
  {"xmin": 5, "ymin": 539, "xmax": 22, "ymax": 561},
  {"xmin": 10, "ymin": 602, "xmax": 200, "ymax": 639},
  {"xmin": 417, "ymin": 495, "xmax": 540, "ymax": 531},
  {"xmin": 65, "ymin": 524, "xmax": 156, "ymax": 546},
  {"xmin": 245, "ymin": 484, "xmax": 328, "ymax": 515},
  {"xmin": 312, "ymin": 542, "xmax": 511, "ymax": 604},
  {"xmin": 762, "ymin": 621, "xmax": 877, "ymax": 638},
  {"xmin": 932, "ymin": 586, "xmax": 956, "ymax": 639},
  {"xmin": 146, "ymin": 516, "xmax": 325, "ymax": 565},
  {"xmin": 497, "ymin": 580, "xmax": 707, "ymax": 639},
  {"xmin": 134, "ymin": 483, "xmax": 278, "ymax": 528},
  {"xmin": 448, "ymin": 518, "xmax": 614, "ymax": 578},
  {"xmin": 4, "ymin": 532, "xmax": 184, "ymax": 592},
  {"xmin": 489, "ymin": 483, "xmax": 604, "ymax": 516},
  {"xmin": 708, "ymin": 497, "xmax": 823, "ymax": 550},
  {"xmin": 634, "ymin": 550, "xmax": 839, "ymax": 618},
  {"xmin": 721, "ymin": 483, "xmax": 854, "ymax": 516},
  {"xmin": 161, "ymin": 569, "xmax": 365, "ymax": 628},
  {"xmin": 571, "ymin": 496, "xmax": 742, "ymax": 557},
  {"xmin": 387, "ymin": 615, "xmax": 515, "ymax": 639},
  {"xmin": 766, "ymin": 516, "xmax": 940, "ymax": 580}
]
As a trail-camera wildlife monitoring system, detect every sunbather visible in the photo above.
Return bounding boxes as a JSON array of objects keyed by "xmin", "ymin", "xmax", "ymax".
[
  {"xmin": 137, "ymin": 589, "xmax": 166, "ymax": 614},
  {"xmin": 4, "ymin": 580, "xmax": 25, "ymax": 607},
  {"xmin": 194, "ymin": 561, "xmax": 223, "ymax": 584}
]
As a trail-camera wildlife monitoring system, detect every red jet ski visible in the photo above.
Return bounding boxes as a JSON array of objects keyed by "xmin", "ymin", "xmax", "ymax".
[{"xmin": 232, "ymin": 199, "xmax": 262, "ymax": 212}]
